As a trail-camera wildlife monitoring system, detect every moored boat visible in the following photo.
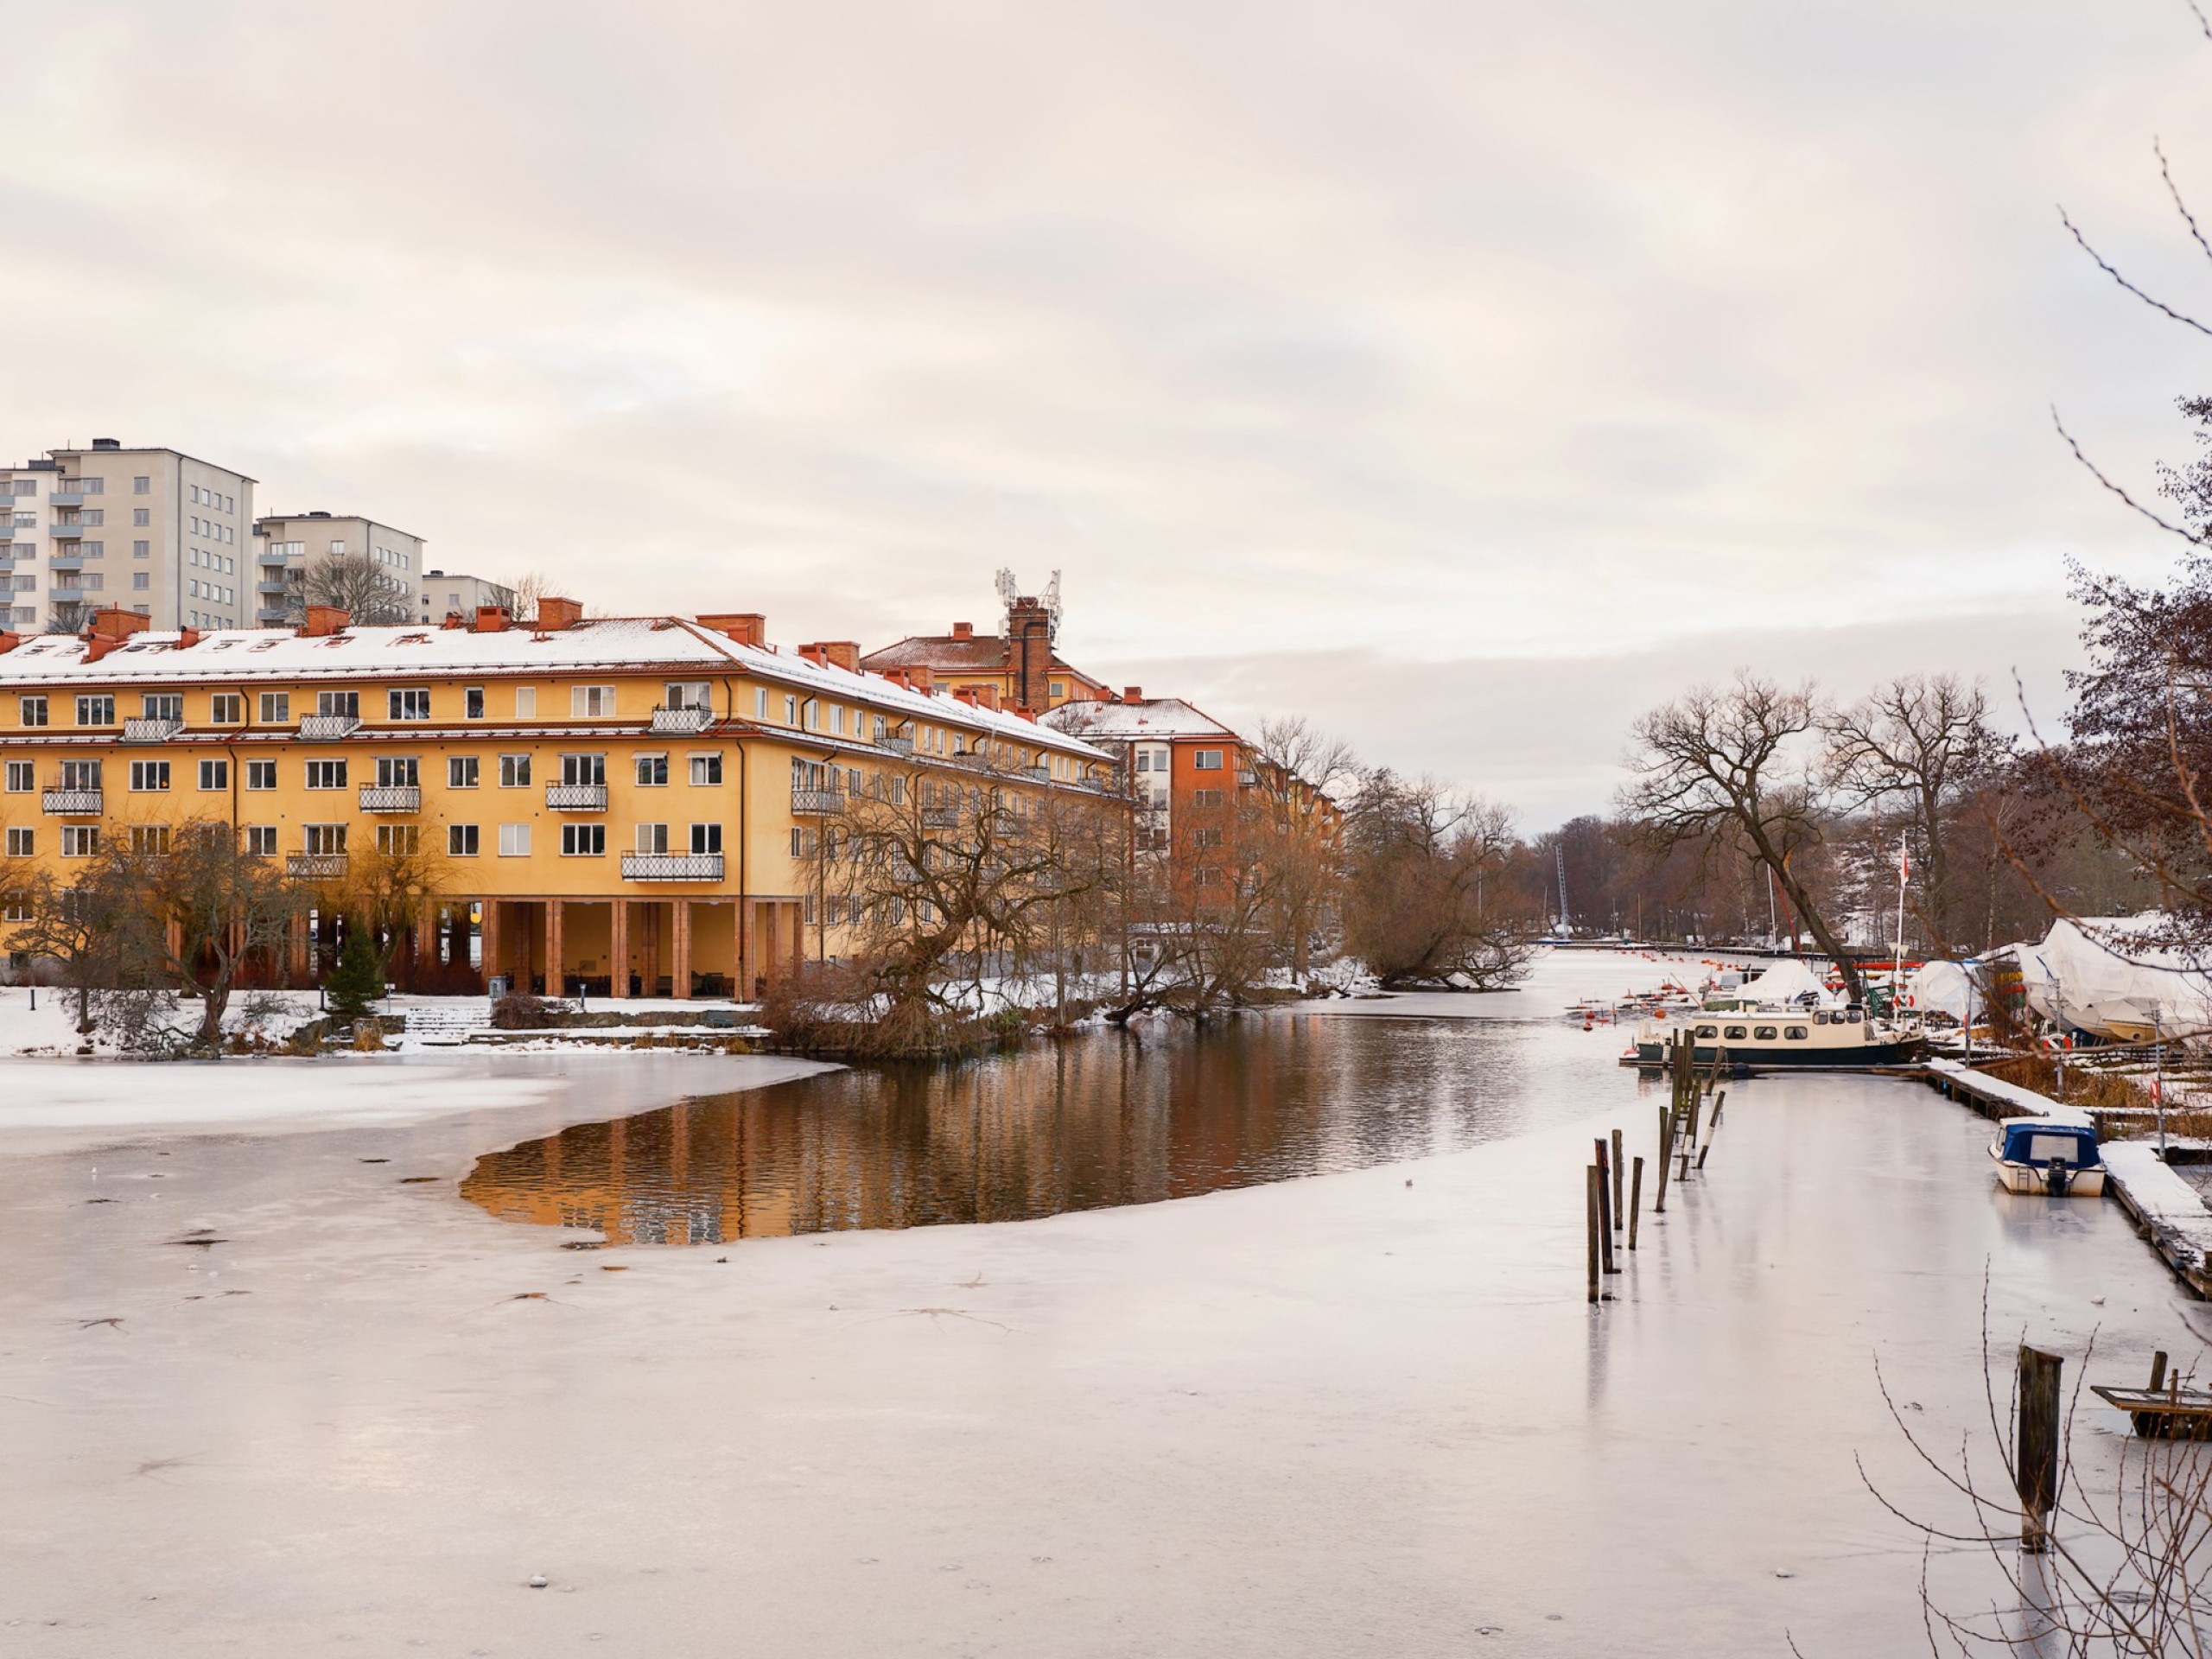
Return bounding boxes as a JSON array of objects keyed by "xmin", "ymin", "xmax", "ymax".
[
  {"xmin": 1628, "ymin": 1007, "xmax": 1925, "ymax": 1070},
  {"xmin": 1989, "ymin": 1116, "xmax": 2105, "ymax": 1198}
]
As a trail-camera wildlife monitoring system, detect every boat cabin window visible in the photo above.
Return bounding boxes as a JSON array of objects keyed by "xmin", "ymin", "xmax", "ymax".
[
  {"xmin": 1784, "ymin": 1026, "xmax": 1808, "ymax": 1040},
  {"xmin": 1753, "ymin": 1026, "xmax": 1778, "ymax": 1040},
  {"xmin": 1694, "ymin": 1025, "xmax": 1719, "ymax": 1039},
  {"xmin": 1723, "ymin": 1026, "xmax": 1747, "ymax": 1040},
  {"xmin": 1814, "ymin": 1011, "xmax": 1831, "ymax": 1026},
  {"xmin": 1845, "ymin": 1010, "xmax": 1862, "ymax": 1024},
  {"xmin": 2020, "ymin": 1132, "xmax": 2089, "ymax": 1167}
]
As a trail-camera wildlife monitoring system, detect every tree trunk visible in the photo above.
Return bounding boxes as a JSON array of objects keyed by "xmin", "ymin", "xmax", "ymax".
[{"xmin": 1747, "ymin": 828, "xmax": 1865, "ymax": 1001}]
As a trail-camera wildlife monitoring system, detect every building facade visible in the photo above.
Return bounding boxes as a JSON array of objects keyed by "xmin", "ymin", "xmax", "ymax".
[
  {"xmin": 251, "ymin": 512, "xmax": 428, "ymax": 626},
  {"xmin": 861, "ymin": 593, "xmax": 1111, "ymax": 713},
  {"xmin": 0, "ymin": 441, "xmax": 256, "ymax": 634},
  {"xmin": 0, "ymin": 605, "xmax": 1116, "ymax": 997},
  {"xmin": 415, "ymin": 569, "xmax": 517, "ymax": 627}
]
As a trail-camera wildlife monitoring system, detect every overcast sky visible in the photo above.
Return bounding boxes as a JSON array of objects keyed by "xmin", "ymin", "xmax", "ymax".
[{"xmin": 3, "ymin": 0, "xmax": 2209, "ymax": 823}]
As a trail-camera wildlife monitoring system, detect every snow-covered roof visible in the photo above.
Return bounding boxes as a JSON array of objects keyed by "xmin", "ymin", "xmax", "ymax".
[
  {"xmin": 0, "ymin": 617, "xmax": 1112, "ymax": 762},
  {"xmin": 1042, "ymin": 696, "xmax": 1242, "ymax": 742}
]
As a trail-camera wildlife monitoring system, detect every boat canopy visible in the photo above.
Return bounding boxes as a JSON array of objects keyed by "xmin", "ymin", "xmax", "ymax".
[
  {"xmin": 1996, "ymin": 1119, "xmax": 2101, "ymax": 1169},
  {"xmin": 1737, "ymin": 959, "xmax": 1836, "ymax": 1008}
]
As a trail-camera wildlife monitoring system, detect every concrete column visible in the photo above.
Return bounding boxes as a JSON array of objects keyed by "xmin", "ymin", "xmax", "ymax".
[
  {"xmin": 483, "ymin": 901, "xmax": 502, "ymax": 986},
  {"xmin": 288, "ymin": 915, "xmax": 309, "ymax": 986},
  {"xmin": 546, "ymin": 899, "xmax": 565, "ymax": 998},
  {"xmin": 789, "ymin": 900, "xmax": 804, "ymax": 974},
  {"xmin": 672, "ymin": 900, "xmax": 692, "ymax": 1001},
  {"xmin": 611, "ymin": 899, "xmax": 631, "ymax": 998}
]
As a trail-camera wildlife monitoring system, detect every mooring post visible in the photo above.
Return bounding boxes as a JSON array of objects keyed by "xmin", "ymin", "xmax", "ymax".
[
  {"xmin": 2152, "ymin": 1351, "xmax": 2170, "ymax": 1392},
  {"xmin": 1611, "ymin": 1128, "xmax": 1624, "ymax": 1226},
  {"xmin": 2017, "ymin": 1345, "xmax": 2063, "ymax": 1554},
  {"xmin": 1586, "ymin": 1165, "xmax": 1602, "ymax": 1305},
  {"xmin": 1594, "ymin": 1139, "xmax": 1618, "ymax": 1273},
  {"xmin": 1628, "ymin": 1156, "xmax": 1644, "ymax": 1250},
  {"xmin": 1655, "ymin": 1106, "xmax": 1675, "ymax": 1214}
]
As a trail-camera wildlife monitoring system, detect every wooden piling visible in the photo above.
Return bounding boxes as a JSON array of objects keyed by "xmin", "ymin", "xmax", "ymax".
[
  {"xmin": 1586, "ymin": 1165, "xmax": 1601, "ymax": 1304},
  {"xmin": 1628, "ymin": 1157, "xmax": 1644, "ymax": 1250},
  {"xmin": 1594, "ymin": 1140, "xmax": 1618, "ymax": 1273},
  {"xmin": 2017, "ymin": 1345, "xmax": 2063, "ymax": 1553},
  {"xmin": 2152, "ymin": 1351, "xmax": 2170, "ymax": 1392},
  {"xmin": 1611, "ymin": 1128, "xmax": 1624, "ymax": 1225},
  {"xmin": 1655, "ymin": 1105, "xmax": 1675, "ymax": 1214}
]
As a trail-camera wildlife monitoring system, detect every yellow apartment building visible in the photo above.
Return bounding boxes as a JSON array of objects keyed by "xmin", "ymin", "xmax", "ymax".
[{"xmin": 0, "ymin": 601, "xmax": 1118, "ymax": 999}]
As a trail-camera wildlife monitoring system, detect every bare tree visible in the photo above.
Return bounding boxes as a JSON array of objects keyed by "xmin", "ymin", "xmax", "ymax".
[
  {"xmin": 1251, "ymin": 716, "xmax": 1354, "ymax": 977},
  {"xmin": 1621, "ymin": 672, "xmax": 1865, "ymax": 1000},
  {"xmin": 288, "ymin": 551, "xmax": 412, "ymax": 626},
  {"xmin": 139, "ymin": 822, "xmax": 305, "ymax": 1050},
  {"xmin": 1344, "ymin": 773, "xmax": 1538, "ymax": 989},
  {"xmin": 10, "ymin": 857, "xmax": 156, "ymax": 1037},
  {"xmin": 1826, "ymin": 674, "xmax": 2007, "ymax": 957},
  {"xmin": 332, "ymin": 832, "xmax": 452, "ymax": 983},
  {"xmin": 500, "ymin": 570, "xmax": 550, "ymax": 625}
]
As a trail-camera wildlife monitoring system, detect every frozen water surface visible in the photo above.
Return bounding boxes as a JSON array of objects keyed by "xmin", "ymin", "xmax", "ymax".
[{"xmin": 0, "ymin": 950, "xmax": 2201, "ymax": 1656}]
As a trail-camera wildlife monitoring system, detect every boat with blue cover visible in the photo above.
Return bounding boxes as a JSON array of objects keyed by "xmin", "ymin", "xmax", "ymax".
[{"xmin": 1989, "ymin": 1116, "xmax": 2105, "ymax": 1197}]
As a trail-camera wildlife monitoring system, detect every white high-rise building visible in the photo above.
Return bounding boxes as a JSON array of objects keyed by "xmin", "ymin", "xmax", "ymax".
[{"xmin": 0, "ymin": 440, "xmax": 256, "ymax": 632}]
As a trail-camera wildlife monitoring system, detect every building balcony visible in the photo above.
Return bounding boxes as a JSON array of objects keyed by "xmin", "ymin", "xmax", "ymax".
[
  {"xmin": 287, "ymin": 853, "xmax": 348, "ymax": 880},
  {"xmin": 257, "ymin": 579, "xmax": 288, "ymax": 596},
  {"xmin": 121, "ymin": 716, "xmax": 184, "ymax": 743},
  {"xmin": 545, "ymin": 783, "xmax": 607, "ymax": 811},
  {"xmin": 297, "ymin": 714, "xmax": 360, "ymax": 741},
  {"xmin": 1019, "ymin": 765, "xmax": 1051, "ymax": 783},
  {"xmin": 41, "ymin": 787, "xmax": 101, "ymax": 816},
  {"xmin": 48, "ymin": 491, "xmax": 83, "ymax": 509},
  {"xmin": 48, "ymin": 520, "xmax": 81, "ymax": 539},
  {"xmin": 257, "ymin": 550, "xmax": 290, "ymax": 567},
  {"xmin": 919, "ymin": 805, "xmax": 959, "ymax": 830},
  {"xmin": 650, "ymin": 705, "xmax": 714, "ymax": 734},
  {"xmin": 359, "ymin": 785, "xmax": 421, "ymax": 813},
  {"xmin": 880, "ymin": 734, "xmax": 914, "ymax": 755},
  {"xmin": 791, "ymin": 787, "xmax": 844, "ymax": 816},
  {"xmin": 48, "ymin": 552, "xmax": 83, "ymax": 572},
  {"xmin": 48, "ymin": 586, "xmax": 84, "ymax": 604},
  {"xmin": 620, "ymin": 852, "xmax": 725, "ymax": 882},
  {"xmin": 257, "ymin": 606, "xmax": 289, "ymax": 624}
]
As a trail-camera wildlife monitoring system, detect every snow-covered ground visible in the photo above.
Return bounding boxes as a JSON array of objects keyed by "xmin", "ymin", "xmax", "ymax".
[{"xmin": 0, "ymin": 950, "xmax": 2191, "ymax": 1655}]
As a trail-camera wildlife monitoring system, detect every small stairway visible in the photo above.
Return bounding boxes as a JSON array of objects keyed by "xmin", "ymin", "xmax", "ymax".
[{"xmin": 403, "ymin": 1002, "xmax": 495, "ymax": 1046}]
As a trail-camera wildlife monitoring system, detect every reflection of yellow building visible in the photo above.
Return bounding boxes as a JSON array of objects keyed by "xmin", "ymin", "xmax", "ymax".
[{"xmin": 0, "ymin": 603, "xmax": 1115, "ymax": 995}]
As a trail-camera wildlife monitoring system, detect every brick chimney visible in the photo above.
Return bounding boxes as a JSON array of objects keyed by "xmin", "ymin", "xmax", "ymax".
[
  {"xmin": 954, "ymin": 689, "xmax": 979, "ymax": 708},
  {"xmin": 950, "ymin": 620, "xmax": 973, "ymax": 641},
  {"xmin": 299, "ymin": 605, "xmax": 349, "ymax": 638},
  {"xmin": 175, "ymin": 626, "xmax": 201, "ymax": 650},
  {"xmin": 1122, "ymin": 685, "xmax": 1142, "ymax": 702},
  {"xmin": 537, "ymin": 595, "xmax": 583, "ymax": 632},
  {"xmin": 1007, "ymin": 596, "xmax": 1052, "ymax": 710},
  {"xmin": 969, "ymin": 683, "xmax": 1000, "ymax": 711},
  {"xmin": 91, "ymin": 607, "xmax": 151, "ymax": 642},
  {"xmin": 878, "ymin": 667, "xmax": 910, "ymax": 690},
  {"xmin": 697, "ymin": 613, "xmax": 766, "ymax": 647},
  {"xmin": 473, "ymin": 605, "xmax": 511, "ymax": 633},
  {"xmin": 815, "ymin": 640, "xmax": 861, "ymax": 672},
  {"xmin": 906, "ymin": 664, "xmax": 935, "ymax": 695},
  {"xmin": 441, "ymin": 610, "xmax": 465, "ymax": 629},
  {"xmin": 0, "ymin": 632, "xmax": 19, "ymax": 655}
]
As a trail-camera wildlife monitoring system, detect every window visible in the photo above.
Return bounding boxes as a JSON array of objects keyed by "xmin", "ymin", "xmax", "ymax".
[
  {"xmin": 210, "ymin": 693, "xmax": 241, "ymax": 724},
  {"xmin": 317, "ymin": 690, "xmax": 359, "ymax": 718},
  {"xmin": 1193, "ymin": 750, "xmax": 1223, "ymax": 770},
  {"xmin": 305, "ymin": 760, "xmax": 347, "ymax": 789},
  {"xmin": 3, "ymin": 827, "xmax": 29, "ymax": 857},
  {"xmin": 133, "ymin": 476, "xmax": 149, "ymax": 494},
  {"xmin": 1192, "ymin": 826, "xmax": 1222, "ymax": 849},
  {"xmin": 60, "ymin": 826, "xmax": 99, "ymax": 857},
  {"xmin": 690, "ymin": 823, "xmax": 722, "ymax": 855},
  {"xmin": 1694, "ymin": 1025, "xmax": 1719, "ymax": 1039},
  {"xmin": 3, "ymin": 761, "xmax": 29, "ymax": 792},
  {"xmin": 753, "ymin": 687, "xmax": 767, "ymax": 718},
  {"xmin": 448, "ymin": 755, "xmax": 480, "ymax": 789},
  {"xmin": 130, "ymin": 825, "xmax": 170, "ymax": 855},
  {"xmin": 443, "ymin": 823, "xmax": 479, "ymax": 857},
  {"xmin": 132, "ymin": 572, "xmax": 149, "ymax": 591},
  {"xmin": 499, "ymin": 753, "xmax": 532, "ymax": 788},
  {"xmin": 665, "ymin": 681, "xmax": 710, "ymax": 710},
  {"xmin": 785, "ymin": 694, "xmax": 798, "ymax": 726},
  {"xmin": 81, "ymin": 510, "xmax": 104, "ymax": 526},
  {"xmin": 1783, "ymin": 1026, "xmax": 1809, "ymax": 1041},
  {"xmin": 132, "ymin": 508, "xmax": 149, "ymax": 527},
  {"xmin": 635, "ymin": 823, "xmax": 670, "ymax": 854},
  {"xmin": 133, "ymin": 541, "xmax": 149, "ymax": 557},
  {"xmin": 1193, "ymin": 790, "xmax": 1223, "ymax": 809},
  {"xmin": 303, "ymin": 823, "xmax": 346, "ymax": 855},
  {"xmin": 464, "ymin": 687, "xmax": 484, "ymax": 720},
  {"xmin": 689, "ymin": 753, "xmax": 722, "ymax": 785},
  {"xmin": 371, "ymin": 825, "xmax": 416, "ymax": 855},
  {"xmin": 514, "ymin": 686, "xmax": 536, "ymax": 718},
  {"xmin": 142, "ymin": 693, "xmax": 182, "ymax": 721},
  {"xmin": 388, "ymin": 688, "xmax": 431, "ymax": 721},
  {"xmin": 245, "ymin": 760, "xmax": 276, "ymax": 791},
  {"xmin": 1050, "ymin": 681, "xmax": 1065, "ymax": 699},
  {"xmin": 75, "ymin": 696, "xmax": 116, "ymax": 727},
  {"xmin": 18, "ymin": 696, "xmax": 46, "ymax": 728},
  {"xmin": 560, "ymin": 753, "xmax": 605, "ymax": 786},
  {"xmin": 1722, "ymin": 1026, "xmax": 1748, "ymax": 1041},
  {"xmin": 197, "ymin": 759, "xmax": 228, "ymax": 791},
  {"xmin": 561, "ymin": 823, "xmax": 605, "ymax": 856},
  {"xmin": 1135, "ymin": 752, "xmax": 1151, "ymax": 772},
  {"xmin": 245, "ymin": 825, "xmax": 277, "ymax": 856},
  {"xmin": 1752, "ymin": 1026, "xmax": 1778, "ymax": 1041},
  {"xmin": 635, "ymin": 753, "xmax": 668, "ymax": 786},
  {"xmin": 376, "ymin": 756, "xmax": 419, "ymax": 787},
  {"xmin": 571, "ymin": 684, "xmax": 617, "ymax": 717},
  {"xmin": 498, "ymin": 823, "xmax": 531, "ymax": 857},
  {"xmin": 258, "ymin": 692, "xmax": 289, "ymax": 723}
]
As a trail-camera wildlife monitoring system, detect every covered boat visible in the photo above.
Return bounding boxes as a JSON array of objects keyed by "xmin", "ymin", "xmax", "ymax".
[{"xmin": 1989, "ymin": 1116, "xmax": 2105, "ymax": 1198}]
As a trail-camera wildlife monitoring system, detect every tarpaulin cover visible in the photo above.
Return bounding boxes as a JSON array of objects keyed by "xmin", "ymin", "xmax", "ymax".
[{"xmin": 2014, "ymin": 917, "xmax": 2212, "ymax": 1039}]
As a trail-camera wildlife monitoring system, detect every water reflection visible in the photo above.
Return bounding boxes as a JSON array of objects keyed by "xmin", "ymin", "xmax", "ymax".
[{"xmin": 463, "ymin": 1012, "xmax": 1607, "ymax": 1245}]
